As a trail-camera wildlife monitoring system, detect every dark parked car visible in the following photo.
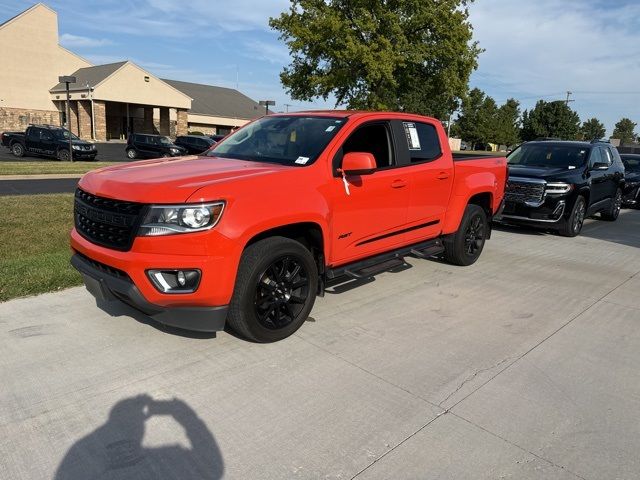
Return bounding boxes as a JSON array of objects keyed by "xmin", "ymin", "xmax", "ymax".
[
  {"xmin": 1, "ymin": 125, "xmax": 97, "ymax": 161},
  {"xmin": 209, "ymin": 134, "xmax": 226, "ymax": 143},
  {"xmin": 499, "ymin": 140, "xmax": 626, "ymax": 237},
  {"xmin": 621, "ymin": 154, "xmax": 640, "ymax": 208},
  {"xmin": 174, "ymin": 135, "xmax": 216, "ymax": 155},
  {"xmin": 126, "ymin": 134, "xmax": 186, "ymax": 159}
]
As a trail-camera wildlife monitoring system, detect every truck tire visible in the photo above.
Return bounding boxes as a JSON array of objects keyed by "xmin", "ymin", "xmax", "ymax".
[
  {"xmin": 57, "ymin": 149, "xmax": 70, "ymax": 161},
  {"xmin": 444, "ymin": 204, "xmax": 487, "ymax": 266},
  {"xmin": 227, "ymin": 236, "xmax": 318, "ymax": 343},
  {"xmin": 558, "ymin": 195, "xmax": 586, "ymax": 237},
  {"xmin": 600, "ymin": 188, "xmax": 622, "ymax": 221},
  {"xmin": 11, "ymin": 143, "xmax": 25, "ymax": 158}
]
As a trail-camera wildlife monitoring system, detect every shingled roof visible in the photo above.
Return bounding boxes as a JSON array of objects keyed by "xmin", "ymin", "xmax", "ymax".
[
  {"xmin": 162, "ymin": 79, "xmax": 264, "ymax": 120},
  {"xmin": 50, "ymin": 62, "xmax": 126, "ymax": 92}
]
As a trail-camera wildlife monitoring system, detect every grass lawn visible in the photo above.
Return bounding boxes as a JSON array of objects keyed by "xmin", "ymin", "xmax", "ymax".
[
  {"xmin": 0, "ymin": 161, "xmax": 118, "ymax": 176},
  {"xmin": 0, "ymin": 193, "xmax": 81, "ymax": 302}
]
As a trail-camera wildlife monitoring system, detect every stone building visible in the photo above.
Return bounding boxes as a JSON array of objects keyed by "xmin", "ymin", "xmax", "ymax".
[{"xmin": 0, "ymin": 3, "xmax": 264, "ymax": 141}]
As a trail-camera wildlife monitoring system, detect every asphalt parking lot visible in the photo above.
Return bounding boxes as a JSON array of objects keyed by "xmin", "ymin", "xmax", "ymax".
[{"xmin": 1, "ymin": 211, "xmax": 639, "ymax": 479}]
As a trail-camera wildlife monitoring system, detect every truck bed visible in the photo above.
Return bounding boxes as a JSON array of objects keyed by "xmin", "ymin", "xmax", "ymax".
[{"xmin": 452, "ymin": 152, "xmax": 504, "ymax": 161}]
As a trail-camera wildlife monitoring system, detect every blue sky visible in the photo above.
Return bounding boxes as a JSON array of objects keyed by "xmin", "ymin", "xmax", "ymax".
[{"xmin": 2, "ymin": 0, "xmax": 639, "ymax": 134}]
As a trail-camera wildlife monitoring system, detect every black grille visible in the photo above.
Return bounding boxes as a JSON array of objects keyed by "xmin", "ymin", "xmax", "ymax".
[
  {"xmin": 74, "ymin": 188, "xmax": 145, "ymax": 251},
  {"xmin": 505, "ymin": 180, "xmax": 545, "ymax": 204}
]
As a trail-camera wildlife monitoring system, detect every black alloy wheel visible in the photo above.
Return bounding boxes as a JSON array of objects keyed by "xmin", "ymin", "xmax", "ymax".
[
  {"xmin": 559, "ymin": 195, "xmax": 586, "ymax": 237},
  {"xmin": 58, "ymin": 149, "xmax": 70, "ymax": 161},
  {"xmin": 602, "ymin": 189, "xmax": 622, "ymax": 221},
  {"xmin": 11, "ymin": 143, "xmax": 25, "ymax": 157},
  {"xmin": 464, "ymin": 215, "xmax": 485, "ymax": 256},
  {"xmin": 254, "ymin": 255, "xmax": 310, "ymax": 330},
  {"xmin": 573, "ymin": 199, "xmax": 586, "ymax": 232}
]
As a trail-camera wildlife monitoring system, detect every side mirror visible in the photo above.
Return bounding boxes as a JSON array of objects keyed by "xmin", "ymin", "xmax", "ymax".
[
  {"xmin": 591, "ymin": 162, "xmax": 609, "ymax": 170},
  {"xmin": 341, "ymin": 152, "xmax": 376, "ymax": 176}
]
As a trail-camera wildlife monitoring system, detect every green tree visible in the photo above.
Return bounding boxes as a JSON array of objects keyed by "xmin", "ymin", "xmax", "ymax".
[
  {"xmin": 580, "ymin": 118, "xmax": 606, "ymax": 141},
  {"xmin": 456, "ymin": 88, "xmax": 506, "ymax": 149},
  {"xmin": 520, "ymin": 100, "xmax": 581, "ymax": 141},
  {"xmin": 612, "ymin": 118, "xmax": 637, "ymax": 144},
  {"xmin": 493, "ymin": 98, "xmax": 521, "ymax": 147},
  {"xmin": 270, "ymin": 0, "xmax": 481, "ymax": 119}
]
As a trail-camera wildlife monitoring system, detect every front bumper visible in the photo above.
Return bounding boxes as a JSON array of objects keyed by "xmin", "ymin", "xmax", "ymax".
[
  {"xmin": 72, "ymin": 149, "xmax": 97, "ymax": 159},
  {"xmin": 498, "ymin": 198, "xmax": 567, "ymax": 225},
  {"xmin": 71, "ymin": 253, "xmax": 227, "ymax": 332}
]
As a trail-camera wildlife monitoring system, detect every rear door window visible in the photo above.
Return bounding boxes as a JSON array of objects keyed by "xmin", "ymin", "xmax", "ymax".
[{"xmin": 401, "ymin": 122, "xmax": 442, "ymax": 163}]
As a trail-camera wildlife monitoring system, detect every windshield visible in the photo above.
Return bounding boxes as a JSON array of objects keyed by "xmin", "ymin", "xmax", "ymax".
[
  {"xmin": 622, "ymin": 156, "xmax": 640, "ymax": 172},
  {"xmin": 207, "ymin": 115, "xmax": 347, "ymax": 166},
  {"xmin": 54, "ymin": 129, "xmax": 80, "ymax": 141},
  {"xmin": 507, "ymin": 144, "xmax": 589, "ymax": 169},
  {"xmin": 158, "ymin": 136, "xmax": 172, "ymax": 145}
]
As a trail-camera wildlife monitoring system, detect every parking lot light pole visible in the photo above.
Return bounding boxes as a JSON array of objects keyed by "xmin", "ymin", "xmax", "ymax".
[
  {"xmin": 259, "ymin": 100, "xmax": 275, "ymax": 116},
  {"xmin": 59, "ymin": 75, "xmax": 76, "ymax": 162}
]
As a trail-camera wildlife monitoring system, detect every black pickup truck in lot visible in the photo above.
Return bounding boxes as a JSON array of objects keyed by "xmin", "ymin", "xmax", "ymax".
[
  {"xmin": 1, "ymin": 125, "xmax": 97, "ymax": 161},
  {"xmin": 500, "ymin": 139, "xmax": 625, "ymax": 237}
]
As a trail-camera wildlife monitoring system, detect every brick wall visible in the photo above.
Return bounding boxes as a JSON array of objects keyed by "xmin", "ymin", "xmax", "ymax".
[
  {"xmin": 77, "ymin": 101, "xmax": 92, "ymax": 140},
  {"xmin": 176, "ymin": 109, "xmax": 188, "ymax": 137},
  {"xmin": 0, "ymin": 107, "xmax": 60, "ymax": 132},
  {"xmin": 94, "ymin": 101, "xmax": 107, "ymax": 141}
]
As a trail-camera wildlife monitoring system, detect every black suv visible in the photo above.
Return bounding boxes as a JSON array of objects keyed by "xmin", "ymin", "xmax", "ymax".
[
  {"xmin": 126, "ymin": 134, "xmax": 186, "ymax": 160},
  {"xmin": 174, "ymin": 135, "xmax": 216, "ymax": 155},
  {"xmin": 500, "ymin": 140, "xmax": 625, "ymax": 236},
  {"xmin": 621, "ymin": 154, "xmax": 640, "ymax": 208}
]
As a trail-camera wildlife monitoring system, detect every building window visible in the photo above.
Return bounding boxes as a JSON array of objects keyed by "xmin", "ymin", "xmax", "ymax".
[{"xmin": 144, "ymin": 76, "xmax": 150, "ymax": 82}]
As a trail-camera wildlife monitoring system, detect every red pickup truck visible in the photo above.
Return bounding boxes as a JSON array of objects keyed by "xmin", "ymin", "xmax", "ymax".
[{"xmin": 71, "ymin": 111, "xmax": 507, "ymax": 342}]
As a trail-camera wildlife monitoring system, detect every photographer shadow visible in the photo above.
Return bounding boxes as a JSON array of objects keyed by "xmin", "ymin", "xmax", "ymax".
[{"xmin": 54, "ymin": 395, "xmax": 223, "ymax": 480}]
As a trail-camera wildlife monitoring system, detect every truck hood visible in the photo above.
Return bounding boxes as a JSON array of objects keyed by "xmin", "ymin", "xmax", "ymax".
[
  {"xmin": 508, "ymin": 165, "xmax": 582, "ymax": 181},
  {"xmin": 79, "ymin": 155, "xmax": 290, "ymax": 203}
]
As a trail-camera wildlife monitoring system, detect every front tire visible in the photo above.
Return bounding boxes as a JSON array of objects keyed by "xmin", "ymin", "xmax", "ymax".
[
  {"xmin": 601, "ymin": 188, "xmax": 622, "ymax": 221},
  {"xmin": 126, "ymin": 148, "xmax": 138, "ymax": 159},
  {"xmin": 227, "ymin": 237, "xmax": 318, "ymax": 343},
  {"xmin": 444, "ymin": 204, "xmax": 488, "ymax": 266},
  {"xmin": 11, "ymin": 143, "xmax": 25, "ymax": 157},
  {"xmin": 558, "ymin": 195, "xmax": 586, "ymax": 237}
]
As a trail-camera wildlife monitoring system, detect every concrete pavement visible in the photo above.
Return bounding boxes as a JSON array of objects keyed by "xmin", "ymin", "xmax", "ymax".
[{"xmin": 0, "ymin": 211, "xmax": 639, "ymax": 479}]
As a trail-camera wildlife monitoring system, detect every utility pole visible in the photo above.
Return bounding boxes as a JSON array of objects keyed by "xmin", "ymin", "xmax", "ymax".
[
  {"xmin": 59, "ymin": 75, "xmax": 76, "ymax": 162},
  {"xmin": 565, "ymin": 91, "xmax": 575, "ymax": 106},
  {"xmin": 284, "ymin": 104, "xmax": 292, "ymax": 113}
]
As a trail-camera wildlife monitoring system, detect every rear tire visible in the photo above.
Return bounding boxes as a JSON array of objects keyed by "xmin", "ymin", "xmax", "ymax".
[
  {"xmin": 227, "ymin": 236, "xmax": 318, "ymax": 343},
  {"xmin": 558, "ymin": 195, "xmax": 586, "ymax": 237},
  {"xmin": 57, "ymin": 149, "xmax": 70, "ymax": 161},
  {"xmin": 601, "ymin": 188, "xmax": 622, "ymax": 221},
  {"xmin": 11, "ymin": 143, "xmax": 25, "ymax": 158},
  {"xmin": 444, "ymin": 204, "xmax": 488, "ymax": 266}
]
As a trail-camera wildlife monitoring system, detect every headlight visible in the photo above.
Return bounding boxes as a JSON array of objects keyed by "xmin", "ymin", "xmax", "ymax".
[
  {"xmin": 170, "ymin": 148, "xmax": 180, "ymax": 154},
  {"xmin": 72, "ymin": 145, "xmax": 82, "ymax": 150},
  {"xmin": 138, "ymin": 202, "xmax": 224, "ymax": 236},
  {"xmin": 545, "ymin": 182, "xmax": 573, "ymax": 194}
]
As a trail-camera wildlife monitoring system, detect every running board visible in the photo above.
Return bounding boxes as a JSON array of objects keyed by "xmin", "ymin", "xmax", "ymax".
[{"xmin": 326, "ymin": 238, "xmax": 444, "ymax": 280}]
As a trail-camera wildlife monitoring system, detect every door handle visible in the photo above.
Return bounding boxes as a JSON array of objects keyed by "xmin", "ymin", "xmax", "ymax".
[
  {"xmin": 437, "ymin": 172, "xmax": 450, "ymax": 180},
  {"xmin": 391, "ymin": 179, "xmax": 407, "ymax": 188}
]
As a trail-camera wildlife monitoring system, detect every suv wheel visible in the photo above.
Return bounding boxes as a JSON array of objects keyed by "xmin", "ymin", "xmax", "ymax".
[
  {"xmin": 57, "ymin": 149, "xmax": 70, "ymax": 161},
  {"xmin": 11, "ymin": 143, "xmax": 25, "ymax": 157},
  {"xmin": 227, "ymin": 237, "xmax": 318, "ymax": 343},
  {"xmin": 444, "ymin": 204, "xmax": 487, "ymax": 266},
  {"xmin": 601, "ymin": 188, "xmax": 622, "ymax": 221},
  {"xmin": 559, "ymin": 195, "xmax": 586, "ymax": 237},
  {"xmin": 126, "ymin": 149, "xmax": 138, "ymax": 159}
]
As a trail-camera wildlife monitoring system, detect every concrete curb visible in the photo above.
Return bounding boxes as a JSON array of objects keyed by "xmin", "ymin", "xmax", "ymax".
[{"xmin": 0, "ymin": 174, "xmax": 82, "ymax": 180}]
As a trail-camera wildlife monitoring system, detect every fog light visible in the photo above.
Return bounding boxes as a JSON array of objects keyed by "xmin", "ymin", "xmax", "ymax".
[{"xmin": 147, "ymin": 269, "xmax": 201, "ymax": 293}]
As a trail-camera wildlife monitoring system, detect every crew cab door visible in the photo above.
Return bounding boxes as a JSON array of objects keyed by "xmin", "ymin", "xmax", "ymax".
[
  {"xmin": 391, "ymin": 119, "xmax": 454, "ymax": 243},
  {"xmin": 25, "ymin": 127, "xmax": 41, "ymax": 153},
  {"xmin": 329, "ymin": 121, "xmax": 410, "ymax": 264},
  {"xmin": 39, "ymin": 130, "xmax": 56, "ymax": 155}
]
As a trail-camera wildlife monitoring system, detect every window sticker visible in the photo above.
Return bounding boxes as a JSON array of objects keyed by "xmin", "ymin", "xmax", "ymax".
[
  {"xmin": 403, "ymin": 122, "xmax": 421, "ymax": 150},
  {"xmin": 325, "ymin": 125, "xmax": 336, "ymax": 132},
  {"xmin": 295, "ymin": 156, "xmax": 310, "ymax": 165}
]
